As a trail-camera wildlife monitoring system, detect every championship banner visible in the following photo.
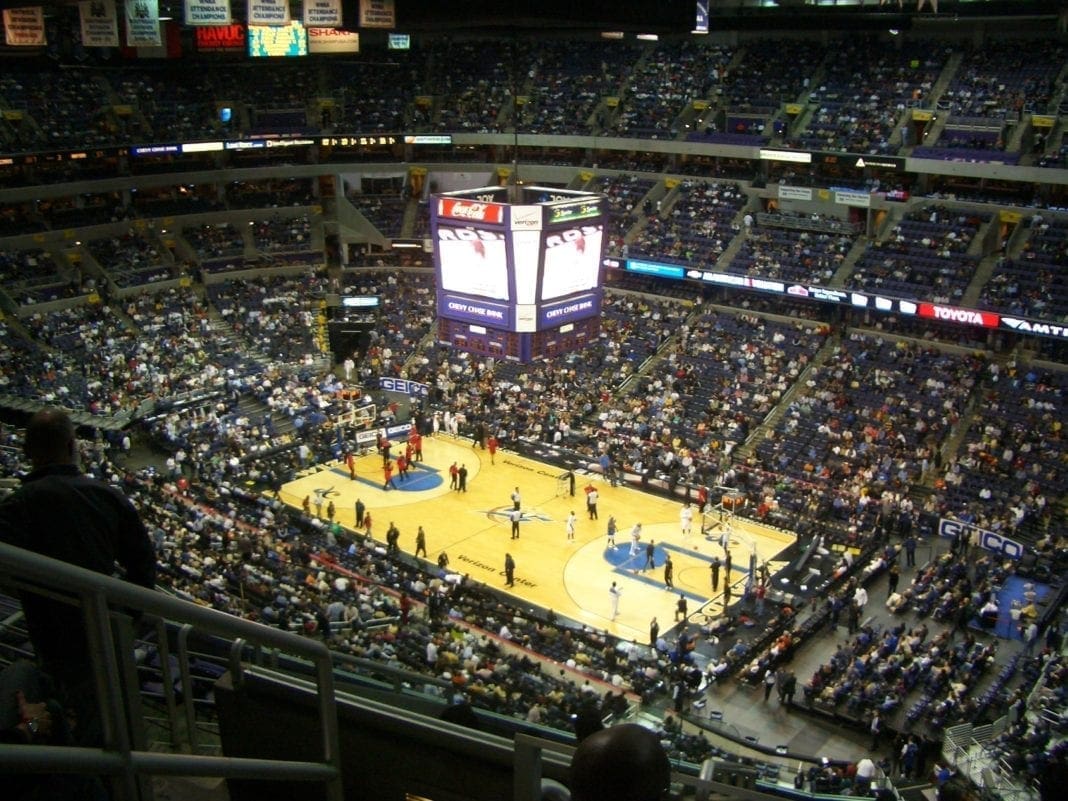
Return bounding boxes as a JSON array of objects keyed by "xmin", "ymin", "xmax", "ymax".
[
  {"xmin": 248, "ymin": 0, "xmax": 289, "ymax": 26},
  {"xmin": 124, "ymin": 0, "xmax": 160, "ymax": 46},
  {"xmin": 185, "ymin": 0, "xmax": 231, "ymax": 26},
  {"xmin": 3, "ymin": 7, "xmax": 46, "ymax": 46},
  {"xmin": 303, "ymin": 0, "xmax": 341, "ymax": 28},
  {"xmin": 358, "ymin": 0, "xmax": 394, "ymax": 28},
  {"xmin": 80, "ymin": 0, "xmax": 120, "ymax": 47}
]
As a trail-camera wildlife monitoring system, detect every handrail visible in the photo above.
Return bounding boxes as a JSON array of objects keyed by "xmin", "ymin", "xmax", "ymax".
[{"xmin": 0, "ymin": 541, "xmax": 343, "ymax": 801}]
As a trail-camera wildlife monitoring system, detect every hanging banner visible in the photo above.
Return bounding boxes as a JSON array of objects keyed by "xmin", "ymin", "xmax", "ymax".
[
  {"xmin": 3, "ymin": 7, "xmax": 46, "ymax": 46},
  {"xmin": 80, "ymin": 0, "xmax": 120, "ymax": 47},
  {"xmin": 124, "ymin": 0, "xmax": 160, "ymax": 46},
  {"xmin": 185, "ymin": 0, "xmax": 231, "ymax": 26},
  {"xmin": 303, "ymin": 0, "xmax": 341, "ymax": 28},
  {"xmin": 308, "ymin": 27, "xmax": 358, "ymax": 53},
  {"xmin": 358, "ymin": 0, "xmax": 394, "ymax": 28},
  {"xmin": 248, "ymin": 0, "xmax": 289, "ymax": 26}
]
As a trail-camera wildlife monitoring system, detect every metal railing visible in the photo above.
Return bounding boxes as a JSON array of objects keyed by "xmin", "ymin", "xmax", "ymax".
[{"xmin": 0, "ymin": 541, "xmax": 343, "ymax": 801}]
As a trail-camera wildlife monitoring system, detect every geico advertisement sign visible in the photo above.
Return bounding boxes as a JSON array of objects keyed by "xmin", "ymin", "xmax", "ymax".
[
  {"xmin": 938, "ymin": 518, "xmax": 1024, "ymax": 559},
  {"xmin": 308, "ymin": 27, "xmax": 359, "ymax": 52}
]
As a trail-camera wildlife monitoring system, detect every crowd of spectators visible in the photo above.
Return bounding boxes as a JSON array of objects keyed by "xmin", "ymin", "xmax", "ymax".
[
  {"xmin": 847, "ymin": 205, "xmax": 990, "ymax": 302},
  {"xmin": 587, "ymin": 173, "xmax": 657, "ymax": 254},
  {"xmin": 980, "ymin": 213, "xmax": 1068, "ymax": 321},
  {"xmin": 429, "ymin": 40, "xmax": 512, "ymax": 134},
  {"xmin": 790, "ymin": 39, "xmax": 946, "ymax": 155},
  {"xmin": 628, "ymin": 179, "xmax": 747, "ymax": 267},
  {"xmin": 728, "ymin": 222, "xmax": 856, "ymax": 285},
  {"xmin": 720, "ymin": 39, "xmax": 824, "ymax": 116},
  {"xmin": 0, "ymin": 36, "xmax": 1066, "ymax": 164},
  {"xmin": 613, "ymin": 41, "xmax": 731, "ymax": 140},
  {"xmin": 86, "ymin": 230, "xmax": 175, "ymax": 288},
  {"xmin": 934, "ymin": 362, "xmax": 1068, "ymax": 553}
]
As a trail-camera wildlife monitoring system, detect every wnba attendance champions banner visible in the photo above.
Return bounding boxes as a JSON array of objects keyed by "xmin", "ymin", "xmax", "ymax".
[
  {"xmin": 80, "ymin": 0, "xmax": 120, "ymax": 47},
  {"xmin": 185, "ymin": 0, "xmax": 231, "ymax": 26},
  {"xmin": 304, "ymin": 0, "xmax": 342, "ymax": 27},
  {"xmin": 248, "ymin": 0, "xmax": 289, "ymax": 26},
  {"xmin": 124, "ymin": 0, "xmax": 160, "ymax": 47}
]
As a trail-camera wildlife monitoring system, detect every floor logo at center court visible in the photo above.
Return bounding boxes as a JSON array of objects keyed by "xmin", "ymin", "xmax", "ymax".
[{"xmin": 483, "ymin": 506, "xmax": 553, "ymax": 523}]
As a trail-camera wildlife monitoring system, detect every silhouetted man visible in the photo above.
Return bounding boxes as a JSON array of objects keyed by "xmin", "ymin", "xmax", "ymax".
[
  {"xmin": 0, "ymin": 408, "xmax": 156, "ymax": 746},
  {"xmin": 570, "ymin": 723, "xmax": 671, "ymax": 801}
]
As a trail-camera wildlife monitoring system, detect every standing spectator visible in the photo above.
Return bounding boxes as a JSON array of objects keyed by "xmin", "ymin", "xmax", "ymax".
[
  {"xmin": 504, "ymin": 553, "xmax": 516, "ymax": 587},
  {"xmin": 609, "ymin": 582, "xmax": 622, "ymax": 619},
  {"xmin": 355, "ymin": 498, "xmax": 366, "ymax": 528},
  {"xmin": 870, "ymin": 710, "xmax": 883, "ymax": 750},
  {"xmin": 415, "ymin": 526, "xmax": 427, "ymax": 558},
  {"xmin": 326, "ymin": 500, "xmax": 335, "ymax": 522},
  {"xmin": 680, "ymin": 503, "xmax": 693, "ymax": 537},
  {"xmin": 629, "ymin": 523, "xmax": 642, "ymax": 556},
  {"xmin": 649, "ymin": 616, "xmax": 659, "ymax": 646},
  {"xmin": 904, "ymin": 534, "xmax": 917, "ymax": 567},
  {"xmin": 0, "ymin": 408, "xmax": 156, "ymax": 747},
  {"xmin": 674, "ymin": 593, "xmax": 688, "ymax": 622},
  {"xmin": 888, "ymin": 563, "xmax": 901, "ymax": 597},
  {"xmin": 901, "ymin": 737, "xmax": 919, "ymax": 778},
  {"xmin": 755, "ymin": 582, "xmax": 766, "ymax": 615},
  {"xmin": 763, "ymin": 668, "xmax": 776, "ymax": 702},
  {"xmin": 782, "ymin": 671, "xmax": 797, "ymax": 707}
]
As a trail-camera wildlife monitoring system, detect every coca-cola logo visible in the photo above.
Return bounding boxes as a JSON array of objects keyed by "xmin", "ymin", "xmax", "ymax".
[{"xmin": 437, "ymin": 198, "xmax": 503, "ymax": 224}]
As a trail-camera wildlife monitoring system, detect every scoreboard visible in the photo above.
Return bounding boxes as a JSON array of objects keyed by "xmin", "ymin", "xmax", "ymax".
[{"xmin": 432, "ymin": 186, "xmax": 605, "ymax": 361}]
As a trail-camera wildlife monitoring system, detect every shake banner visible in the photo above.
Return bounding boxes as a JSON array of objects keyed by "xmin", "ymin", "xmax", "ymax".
[
  {"xmin": 247, "ymin": 0, "xmax": 289, "ymax": 26},
  {"xmin": 124, "ymin": 0, "xmax": 161, "ymax": 46},
  {"xmin": 303, "ymin": 0, "xmax": 342, "ymax": 27},
  {"xmin": 3, "ymin": 6, "xmax": 46, "ymax": 46},
  {"xmin": 307, "ymin": 26, "xmax": 358, "ymax": 53},
  {"xmin": 80, "ymin": 0, "xmax": 120, "ymax": 47},
  {"xmin": 185, "ymin": 0, "xmax": 231, "ymax": 26},
  {"xmin": 438, "ymin": 293, "xmax": 513, "ymax": 329}
]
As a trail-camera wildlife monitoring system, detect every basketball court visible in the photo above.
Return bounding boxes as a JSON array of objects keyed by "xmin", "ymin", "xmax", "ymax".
[{"xmin": 277, "ymin": 435, "xmax": 795, "ymax": 643}]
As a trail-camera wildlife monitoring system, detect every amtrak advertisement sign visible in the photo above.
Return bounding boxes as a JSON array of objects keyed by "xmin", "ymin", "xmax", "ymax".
[{"xmin": 938, "ymin": 518, "xmax": 1025, "ymax": 560}]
